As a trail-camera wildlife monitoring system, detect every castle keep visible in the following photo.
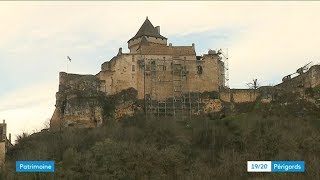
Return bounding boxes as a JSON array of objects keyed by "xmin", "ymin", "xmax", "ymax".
[
  {"xmin": 98, "ymin": 17, "xmax": 226, "ymax": 99},
  {"xmin": 50, "ymin": 17, "xmax": 320, "ymax": 129}
]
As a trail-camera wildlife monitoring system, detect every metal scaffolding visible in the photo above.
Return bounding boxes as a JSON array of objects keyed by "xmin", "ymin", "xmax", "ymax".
[
  {"xmin": 143, "ymin": 56, "xmax": 201, "ymax": 121},
  {"xmin": 218, "ymin": 48, "xmax": 229, "ymax": 88}
]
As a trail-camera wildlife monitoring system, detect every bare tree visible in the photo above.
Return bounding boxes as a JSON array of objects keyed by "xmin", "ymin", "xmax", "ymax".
[
  {"xmin": 15, "ymin": 132, "xmax": 29, "ymax": 144},
  {"xmin": 247, "ymin": 79, "xmax": 259, "ymax": 89},
  {"xmin": 43, "ymin": 118, "xmax": 51, "ymax": 129}
]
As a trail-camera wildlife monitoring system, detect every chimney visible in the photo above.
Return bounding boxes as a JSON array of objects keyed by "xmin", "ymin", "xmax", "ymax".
[
  {"xmin": 9, "ymin": 133, "xmax": 11, "ymax": 143},
  {"xmin": 117, "ymin": 47, "xmax": 122, "ymax": 56},
  {"xmin": 2, "ymin": 120, "xmax": 4, "ymax": 124},
  {"xmin": 155, "ymin": 26, "xmax": 160, "ymax": 34},
  {"xmin": 192, "ymin": 43, "xmax": 195, "ymax": 48}
]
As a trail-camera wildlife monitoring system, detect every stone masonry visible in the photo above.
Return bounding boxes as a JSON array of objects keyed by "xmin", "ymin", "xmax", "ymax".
[{"xmin": 50, "ymin": 17, "xmax": 320, "ymax": 129}]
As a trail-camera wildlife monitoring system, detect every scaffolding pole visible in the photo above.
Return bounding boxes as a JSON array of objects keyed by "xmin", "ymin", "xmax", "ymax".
[{"xmin": 144, "ymin": 55, "xmax": 201, "ymax": 121}]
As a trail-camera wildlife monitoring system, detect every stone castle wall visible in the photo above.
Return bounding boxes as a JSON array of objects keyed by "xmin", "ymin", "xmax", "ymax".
[
  {"xmin": 0, "ymin": 120, "xmax": 11, "ymax": 167},
  {"xmin": 51, "ymin": 54, "xmax": 320, "ymax": 130},
  {"xmin": 59, "ymin": 72, "xmax": 101, "ymax": 92},
  {"xmin": 276, "ymin": 65, "xmax": 320, "ymax": 90},
  {"xmin": 309, "ymin": 65, "xmax": 320, "ymax": 88},
  {"xmin": 220, "ymin": 89, "xmax": 259, "ymax": 103},
  {"xmin": 51, "ymin": 51, "xmax": 227, "ymax": 129},
  {"xmin": 98, "ymin": 53, "xmax": 224, "ymax": 100},
  {"xmin": 50, "ymin": 18, "xmax": 320, "ymax": 130},
  {"xmin": 219, "ymin": 65, "xmax": 320, "ymax": 104},
  {"xmin": 50, "ymin": 72, "xmax": 105, "ymax": 130},
  {"xmin": 99, "ymin": 54, "xmax": 137, "ymax": 96},
  {"xmin": 0, "ymin": 142, "xmax": 5, "ymax": 166},
  {"xmin": 128, "ymin": 37, "xmax": 167, "ymax": 53}
]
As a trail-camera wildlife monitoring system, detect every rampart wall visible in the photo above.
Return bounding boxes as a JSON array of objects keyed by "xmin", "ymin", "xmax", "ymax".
[
  {"xmin": 276, "ymin": 65, "xmax": 320, "ymax": 90},
  {"xmin": 51, "ymin": 72, "xmax": 105, "ymax": 129},
  {"xmin": 220, "ymin": 89, "xmax": 259, "ymax": 103}
]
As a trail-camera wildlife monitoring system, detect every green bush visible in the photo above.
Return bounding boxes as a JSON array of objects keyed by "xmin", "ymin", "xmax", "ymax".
[{"xmin": 3, "ymin": 98, "xmax": 320, "ymax": 179}]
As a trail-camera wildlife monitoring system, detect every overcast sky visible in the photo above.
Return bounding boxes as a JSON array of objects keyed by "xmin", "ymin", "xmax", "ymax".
[{"xmin": 1, "ymin": 1, "xmax": 320, "ymax": 143}]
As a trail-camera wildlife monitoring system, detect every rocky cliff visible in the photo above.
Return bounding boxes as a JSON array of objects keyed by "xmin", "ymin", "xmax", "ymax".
[
  {"xmin": 50, "ymin": 72, "xmax": 143, "ymax": 130},
  {"xmin": 50, "ymin": 65, "xmax": 320, "ymax": 130},
  {"xmin": 50, "ymin": 72, "xmax": 105, "ymax": 129}
]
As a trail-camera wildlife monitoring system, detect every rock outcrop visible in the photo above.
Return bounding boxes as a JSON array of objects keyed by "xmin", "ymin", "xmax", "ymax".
[{"xmin": 50, "ymin": 72, "xmax": 105, "ymax": 129}]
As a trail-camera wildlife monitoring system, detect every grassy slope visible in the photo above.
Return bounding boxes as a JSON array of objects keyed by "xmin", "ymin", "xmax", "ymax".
[{"xmin": 1, "ymin": 95, "xmax": 320, "ymax": 179}]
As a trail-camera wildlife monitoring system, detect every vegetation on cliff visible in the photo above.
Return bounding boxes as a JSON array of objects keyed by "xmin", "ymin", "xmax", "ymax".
[{"xmin": 1, "ymin": 91, "xmax": 320, "ymax": 179}]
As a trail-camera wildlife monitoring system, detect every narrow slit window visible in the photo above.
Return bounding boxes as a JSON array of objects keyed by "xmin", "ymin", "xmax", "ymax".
[{"xmin": 197, "ymin": 66, "xmax": 203, "ymax": 74}]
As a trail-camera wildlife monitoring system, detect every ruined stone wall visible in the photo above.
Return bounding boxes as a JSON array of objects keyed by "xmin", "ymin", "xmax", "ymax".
[
  {"xmin": 50, "ymin": 72, "xmax": 105, "ymax": 129},
  {"xmin": 231, "ymin": 89, "xmax": 259, "ymax": 103},
  {"xmin": 276, "ymin": 72, "xmax": 308, "ymax": 90},
  {"xmin": 276, "ymin": 65, "xmax": 320, "ymax": 90},
  {"xmin": 105, "ymin": 88, "xmax": 142, "ymax": 121},
  {"xmin": 59, "ymin": 72, "xmax": 101, "ymax": 92},
  {"xmin": 309, "ymin": 65, "xmax": 320, "ymax": 88},
  {"xmin": 219, "ymin": 89, "xmax": 259, "ymax": 103},
  {"xmin": 220, "ymin": 90, "xmax": 231, "ymax": 102}
]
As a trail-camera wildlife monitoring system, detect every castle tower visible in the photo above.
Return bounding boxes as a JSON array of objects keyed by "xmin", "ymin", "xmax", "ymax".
[
  {"xmin": 0, "ymin": 120, "xmax": 10, "ymax": 166},
  {"xmin": 128, "ymin": 17, "xmax": 167, "ymax": 53}
]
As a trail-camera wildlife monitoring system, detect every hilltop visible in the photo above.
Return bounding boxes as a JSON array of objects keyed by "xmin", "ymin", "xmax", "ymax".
[{"xmin": 1, "ymin": 87, "xmax": 320, "ymax": 179}]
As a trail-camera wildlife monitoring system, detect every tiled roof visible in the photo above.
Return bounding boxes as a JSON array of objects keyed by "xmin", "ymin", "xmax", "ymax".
[
  {"xmin": 140, "ymin": 45, "xmax": 196, "ymax": 56},
  {"xmin": 128, "ymin": 17, "xmax": 167, "ymax": 42}
]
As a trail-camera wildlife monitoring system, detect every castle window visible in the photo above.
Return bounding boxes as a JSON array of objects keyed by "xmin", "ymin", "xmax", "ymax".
[
  {"xmin": 146, "ymin": 65, "xmax": 151, "ymax": 71},
  {"xmin": 132, "ymin": 55, "xmax": 135, "ymax": 62},
  {"xmin": 151, "ymin": 61, "xmax": 156, "ymax": 71},
  {"xmin": 163, "ymin": 66, "xmax": 166, "ymax": 71},
  {"xmin": 163, "ymin": 57, "xmax": 166, "ymax": 60},
  {"xmin": 197, "ymin": 66, "xmax": 203, "ymax": 74},
  {"xmin": 132, "ymin": 65, "xmax": 135, "ymax": 72},
  {"xmin": 184, "ymin": 57, "xmax": 186, "ymax": 60}
]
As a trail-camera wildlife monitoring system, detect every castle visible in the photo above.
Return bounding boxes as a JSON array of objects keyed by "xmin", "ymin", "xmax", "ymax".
[
  {"xmin": 50, "ymin": 17, "xmax": 227, "ymax": 129},
  {"xmin": 0, "ymin": 120, "xmax": 12, "ymax": 167},
  {"xmin": 50, "ymin": 17, "xmax": 320, "ymax": 129},
  {"xmin": 98, "ymin": 17, "xmax": 226, "ymax": 99}
]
